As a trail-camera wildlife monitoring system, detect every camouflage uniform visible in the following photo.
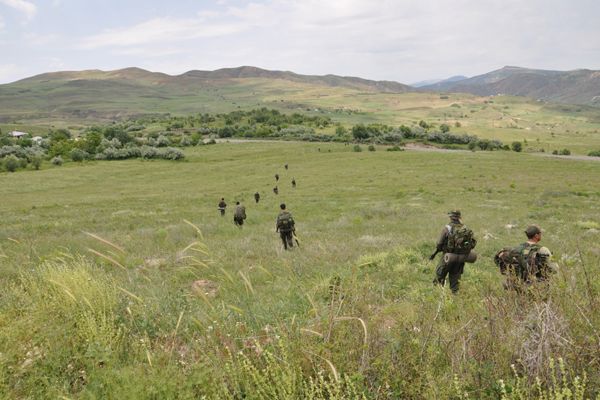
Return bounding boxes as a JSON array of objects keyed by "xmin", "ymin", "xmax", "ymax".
[
  {"xmin": 234, "ymin": 204, "xmax": 246, "ymax": 226},
  {"xmin": 254, "ymin": 192, "xmax": 260, "ymax": 203},
  {"xmin": 276, "ymin": 209, "xmax": 295, "ymax": 250},
  {"xmin": 218, "ymin": 199, "xmax": 227, "ymax": 216},
  {"xmin": 434, "ymin": 221, "xmax": 465, "ymax": 293}
]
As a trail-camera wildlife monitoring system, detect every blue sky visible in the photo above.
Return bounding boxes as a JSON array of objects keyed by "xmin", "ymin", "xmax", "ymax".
[{"xmin": 1, "ymin": 0, "xmax": 599, "ymax": 84}]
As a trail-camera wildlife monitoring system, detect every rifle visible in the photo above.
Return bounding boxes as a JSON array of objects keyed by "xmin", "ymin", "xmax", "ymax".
[
  {"xmin": 293, "ymin": 230, "xmax": 300, "ymax": 247},
  {"xmin": 429, "ymin": 249, "xmax": 440, "ymax": 261}
]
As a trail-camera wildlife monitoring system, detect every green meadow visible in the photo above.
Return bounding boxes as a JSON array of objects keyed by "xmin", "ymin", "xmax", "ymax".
[{"xmin": 1, "ymin": 142, "xmax": 600, "ymax": 398}]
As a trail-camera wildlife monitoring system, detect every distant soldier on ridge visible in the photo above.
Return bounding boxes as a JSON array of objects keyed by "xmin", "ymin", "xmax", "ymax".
[
  {"xmin": 275, "ymin": 173, "xmax": 279, "ymax": 182},
  {"xmin": 276, "ymin": 203, "xmax": 296, "ymax": 250},
  {"xmin": 233, "ymin": 201, "xmax": 246, "ymax": 227},
  {"xmin": 218, "ymin": 198, "xmax": 227, "ymax": 217},
  {"xmin": 273, "ymin": 186, "xmax": 279, "ymax": 195},
  {"xmin": 254, "ymin": 191, "xmax": 260, "ymax": 203},
  {"xmin": 291, "ymin": 178, "xmax": 296, "ymax": 188},
  {"xmin": 430, "ymin": 210, "xmax": 477, "ymax": 294}
]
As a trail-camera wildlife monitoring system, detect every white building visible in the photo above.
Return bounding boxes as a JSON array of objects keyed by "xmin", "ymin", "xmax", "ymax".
[{"xmin": 9, "ymin": 131, "xmax": 29, "ymax": 138}]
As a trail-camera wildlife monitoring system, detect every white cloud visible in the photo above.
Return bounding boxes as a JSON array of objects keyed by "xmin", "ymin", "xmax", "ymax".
[
  {"xmin": 0, "ymin": 0, "xmax": 37, "ymax": 20},
  {"xmin": 79, "ymin": 16, "xmax": 246, "ymax": 49}
]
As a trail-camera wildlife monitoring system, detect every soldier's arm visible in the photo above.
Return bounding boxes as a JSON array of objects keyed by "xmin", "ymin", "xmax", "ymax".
[{"xmin": 436, "ymin": 227, "xmax": 449, "ymax": 251}]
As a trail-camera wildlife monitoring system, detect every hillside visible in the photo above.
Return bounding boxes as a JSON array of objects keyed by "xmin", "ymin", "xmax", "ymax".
[
  {"xmin": 0, "ymin": 66, "xmax": 413, "ymax": 123},
  {"xmin": 420, "ymin": 66, "xmax": 600, "ymax": 105}
]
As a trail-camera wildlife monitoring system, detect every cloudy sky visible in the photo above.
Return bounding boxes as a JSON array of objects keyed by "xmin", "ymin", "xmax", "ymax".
[{"xmin": 1, "ymin": 0, "xmax": 599, "ymax": 84}]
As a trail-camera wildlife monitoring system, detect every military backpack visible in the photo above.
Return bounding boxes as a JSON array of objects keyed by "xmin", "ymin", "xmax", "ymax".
[
  {"xmin": 494, "ymin": 243, "xmax": 542, "ymax": 280},
  {"xmin": 278, "ymin": 212, "xmax": 294, "ymax": 232},
  {"xmin": 444, "ymin": 224, "xmax": 477, "ymax": 254}
]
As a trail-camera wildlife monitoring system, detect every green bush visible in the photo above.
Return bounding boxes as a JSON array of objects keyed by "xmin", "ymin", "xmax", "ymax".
[
  {"xmin": 368, "ymin": 145, "xmax": 376, "ymax": 152},
  {"xmin": 386, "ymin": 145, "xmax": 404, "ymax": 152},
  {"xmin": 588, "ymin": 150, "xmax": 600, "ymax": 157},
  {"xmin": 70, "ymin": 148, "xmax": 89, "ymax": 162},
  {"xmin": 51, "ymin": 156, "xmax": 63, "ymax": 166},
  {"xmin": 352, "ymin": 144, "xmax": 362, "ymax": 152},
  {"xmin": 31, "ymin": 155, "xmax": 42, "ymax": 170},
  {"xmin": 559, "ymin": 148, "xmax": 571, "ymax": 155},
  {"xmin": 511, "ymin": 141, "xmax": 522, "ymax": 152},
  {"xmin": 4, "ymin": 154, "xmax": 20, "ymax": 172}
]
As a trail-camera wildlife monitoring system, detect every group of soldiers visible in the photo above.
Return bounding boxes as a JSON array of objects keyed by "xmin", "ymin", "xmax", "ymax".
[
  {"xmin": 217, "ymin": 164, "xmax": 297, "ymax": 250},
  {"xmin": 431, "ymin": 210, "xmax": 555, "ymax": 294}
]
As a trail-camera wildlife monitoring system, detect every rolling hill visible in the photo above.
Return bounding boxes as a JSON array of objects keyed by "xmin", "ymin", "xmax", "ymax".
[{"xmin": 420, "ymin": 66, "xmax": 600, "ymax": 105}]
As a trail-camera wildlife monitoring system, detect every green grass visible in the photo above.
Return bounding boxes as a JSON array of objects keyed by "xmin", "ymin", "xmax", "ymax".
[{"xmin": 1, "ymin": 142, "xmax": 599, "ymax": 398}]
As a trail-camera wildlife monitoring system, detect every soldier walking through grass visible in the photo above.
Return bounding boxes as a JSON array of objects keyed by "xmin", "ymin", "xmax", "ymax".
[
  {"xmin": 276, "ymin": 203, "xmax": 295, "ymax": 250},
  {"xmin": 430, "ymin": 210, "xmax": 477, "ymax": 294},
  {"xmin": 275, "ymin": 173, "xmax": 279, "ymax": 182},
  {"xmin": 233, "ymin": 201, "xmax": 246, "ymax": 227},
  {"xmin": 273, "ymin": 186, "xmax": 278, "ymax": 195},
  {"xmin": 291, "ymin": 178, "xmax": 296, "ymax": 188},
  {"xmin": 495, "ymin": 225, "xmax": 555, "ymax": 291},
  {"xmin": 218, "ymin": 198, "xmax": 227, "ymax": 216},
  {"xmin": 254, "ymin": 191, "xmax": 260, "ymax": 203}
]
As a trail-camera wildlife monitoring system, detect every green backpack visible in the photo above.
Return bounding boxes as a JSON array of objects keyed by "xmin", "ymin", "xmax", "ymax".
[
  {"xmin": 445, "ymin": 224, "xmax": 477, "ymax": 254},
  {"xmin": 278, "ymin": 212, "xmax": 294, "ymax": 232},
  {"xmin": 494, "ymin": 243, "xmax": 541, "ymax": 280}
]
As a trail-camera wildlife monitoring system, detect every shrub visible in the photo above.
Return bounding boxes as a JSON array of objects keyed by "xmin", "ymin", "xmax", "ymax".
[
  {"xmin": 31, "ymin": 155, "xmax": 42, "ymax": 170},
  {"xmin": 511, "ymin": 141, "xmax": 522, "ymax": 152},
  {"xmin": 368, "ymin": 145, "xmax": 376, "ymax": 152},
  {"xmin": 588, "ymin": 150, "xmax": 600, "ymax": 157},
  {"xmin": 51, "ymin": 156, "xmax": 63, "ymax": 166},
  {"xmin": 4, "ymin": 155, "xmax": 19, "ymax": 172},
  {"xmin": 156, "ymin": 135, "xmax": 171, "ymax": 147},
  {"xmin": 70, "ymin": 148, "xmax": 88, "ymax": 162},
  {"xmin": 559, "ymin": 148, "xmax": 571, "ymax": 155},
  {"xmin": 352, "ymin": 145, "xmax": 362, "ymax": 152},
  {"xmin": 158, "ymin": 147, "xmax": 185, "ymax": 160}
]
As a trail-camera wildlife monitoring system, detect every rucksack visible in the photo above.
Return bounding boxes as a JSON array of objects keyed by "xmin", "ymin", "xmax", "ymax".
[
  {"xmin": 278, "ymin": 212, "xmax": 294, "ymax": 232},
  {"xmin": 235, "ymin": 206, "xmax": 246, "ymax": 220},
  {"xmin": 494, "ymin": 243, "xmax": 541, "ymax": 280},
  {"xmin": 445, "ymin": 224, "xmax": 477, "ymax": 254}
]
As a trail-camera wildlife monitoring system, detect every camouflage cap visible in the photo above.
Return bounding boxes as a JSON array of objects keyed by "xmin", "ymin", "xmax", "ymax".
[
  {"xmin": 447, "ymin": 210, "xmax": 461, "ymax": 218},
  {"xmin": 525, "ymin": 225, "xmax": 542, "ymax": 237}
]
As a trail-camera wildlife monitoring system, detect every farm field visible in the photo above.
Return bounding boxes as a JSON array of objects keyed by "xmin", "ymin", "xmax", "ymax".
[{"xmin": 1, "ymin": 142, "xmax": 600, "ymax": 398}]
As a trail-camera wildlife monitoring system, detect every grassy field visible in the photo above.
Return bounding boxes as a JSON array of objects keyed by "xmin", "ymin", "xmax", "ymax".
[{"xmin": 1, "ymin": 142, "xmax": 600, "ymax": 398}]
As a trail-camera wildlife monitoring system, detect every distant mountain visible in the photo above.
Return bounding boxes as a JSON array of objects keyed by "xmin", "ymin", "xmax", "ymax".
[
  {"xmin": 410, "ymin": 75, "xmax": 468, "ymax": 88},
  {"xmin": 15, "ymin": 66, "xmax": 413, "ymax": 93},
  {"xmin": 419, "ymin": 66, "xmax": 600, "ymax": 105},
  {"xmin": 0, "ymin": 66, "xmax": 415, "ymax": 122}
]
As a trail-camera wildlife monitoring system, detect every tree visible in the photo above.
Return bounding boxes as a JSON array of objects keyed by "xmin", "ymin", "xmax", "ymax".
[
  {"xmin": 351, "ymin": 124, "xmax": 370, "ymax": 140},
  {"xmin": 440, "ymin": 123, "xmax": 450, "ymax": 133}
]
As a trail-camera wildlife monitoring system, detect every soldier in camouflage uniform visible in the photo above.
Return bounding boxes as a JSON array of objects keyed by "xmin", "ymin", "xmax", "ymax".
[
  {"xmin": 503, "ymin": 225, "xmax": 555, "ymax": 290},
  {"xmin": 276, "ymin": 203, "xmax": 295, "ymax": 250},
  {"xmin": 431, "ymin": 210, "xmax": 475, "ymax": 294}
]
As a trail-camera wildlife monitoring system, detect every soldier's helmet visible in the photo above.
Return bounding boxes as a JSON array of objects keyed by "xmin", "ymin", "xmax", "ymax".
[{"xmin": 447, "ymin": 210, "xmax": 461, "ymax": 219}]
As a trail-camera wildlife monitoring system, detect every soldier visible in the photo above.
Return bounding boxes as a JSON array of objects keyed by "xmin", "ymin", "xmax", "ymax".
[
  {"xmin": 291, "ymin": 178, "xmax": 296, "ymax": 188},
  {"xmin": 218, "ymin": 198, "xmax": 227, "ymax": 216},
  {"xmin": 430, "ymin": 210, "xmax": 477, "ymax": 294},
  {"xmin": 276, "ymin": 203, "xmax": 295, "ymax": 250},
  {"xmin": 254, "ymin": 191, "xmax": 260, "ymax": 203},
  {"xmin": 273, "ymin": 186, "xmax": 279, "ymax": 195},
  {"xmin": 284, "ymin": 163, "xmax": 288, "ymax": 170},
  {"xmin": 275, "ymin": 173, "xmax": 279, "ymax": 182},
  {"xmin": 233, "ymin": 201, "xmax": 246, "ymax": 227},
  {"xmin": 500, "ymin": 225, "xmax": 556, "ymax": 290}
]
